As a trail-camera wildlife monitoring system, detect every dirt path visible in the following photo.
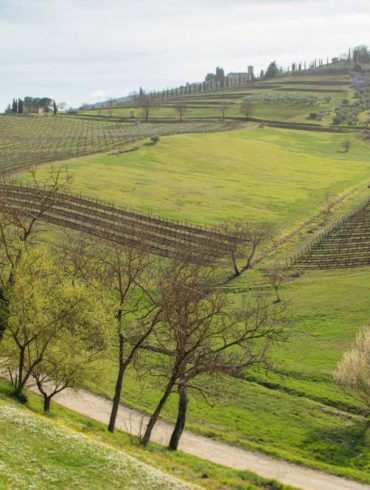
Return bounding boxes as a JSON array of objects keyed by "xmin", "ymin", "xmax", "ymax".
[{"xmin": 29, "ymin": 385, "xmax": 369, "ymax": 490}]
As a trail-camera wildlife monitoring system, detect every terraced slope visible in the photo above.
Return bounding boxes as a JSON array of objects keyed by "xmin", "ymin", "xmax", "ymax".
[
  {"xmin": 0, "ymin": 184, "xmax": 235, "ymax": 263},
  {"xmin": 294, "ymin": 199, "xmax": 370, "ymax": 269},
  {"xmin": 83, "ymin": 73, "xmax": 352, "ymax": 125}
]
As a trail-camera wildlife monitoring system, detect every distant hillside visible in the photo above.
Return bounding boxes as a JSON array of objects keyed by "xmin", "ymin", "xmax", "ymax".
[{"xmin": 83, "ymin": 45, "xmax": 370, "ymax": 111}]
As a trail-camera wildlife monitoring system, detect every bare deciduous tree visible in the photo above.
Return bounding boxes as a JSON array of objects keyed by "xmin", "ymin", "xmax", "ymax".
[
  {"xmin": 136, "ymin": 90, "xmax": 157, "ymax": 122},
  {"xmin": 174, "ymin": 103, "xmax": 187, "ymax": 121},
  {"xmin": 265, "ymin": 263, "xmax": 284, "ymax": 303},
  {"xmin": 240, "ymin": 99, "xmax": 255, "ymax": 118},
  {"xmin": 140, "ymin": 257, "xmax": 285, "ymax": 449},
  {"xmin": 321, "ymin": 192, "xmax": 335, "ymax": 222},
  {"xmin": 221, "ymin": 220, "xmax": 273, "ymax": 277},
  {"xmin": 219, "ymin": 102, "xmax": 230, "ymax": 120}
]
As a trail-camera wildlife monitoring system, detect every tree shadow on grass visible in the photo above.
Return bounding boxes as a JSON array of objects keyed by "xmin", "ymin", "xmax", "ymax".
[{"xmin": 303, "ymin": 419, "xmax": 370, "ymax": 470}]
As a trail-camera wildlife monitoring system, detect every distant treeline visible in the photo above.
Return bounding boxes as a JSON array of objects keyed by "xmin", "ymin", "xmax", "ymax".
[{"xmin": 5, "ymin": 97, "xmax": 58, "ymax": 115}]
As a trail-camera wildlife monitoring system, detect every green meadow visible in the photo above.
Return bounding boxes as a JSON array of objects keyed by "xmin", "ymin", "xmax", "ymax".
[{"xmin": 27, "ymin": 126, "xmax": 370, "ymax": 234}]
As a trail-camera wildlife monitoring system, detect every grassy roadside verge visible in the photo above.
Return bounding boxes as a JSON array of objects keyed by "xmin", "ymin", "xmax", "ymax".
[{"xmin": 0, "ymin": 379, "xmax": 295, "ymax": 490}]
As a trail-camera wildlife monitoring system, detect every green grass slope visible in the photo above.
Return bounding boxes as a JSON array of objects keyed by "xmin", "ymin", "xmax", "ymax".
[{"xmin": 26, "ymin": 126, "xmax": 370, "ymax": 232}]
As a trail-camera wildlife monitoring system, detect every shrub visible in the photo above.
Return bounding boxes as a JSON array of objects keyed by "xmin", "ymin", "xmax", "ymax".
[{"xmin": 341, "ymin": 140, "xmax": 352, "ymax": 153}]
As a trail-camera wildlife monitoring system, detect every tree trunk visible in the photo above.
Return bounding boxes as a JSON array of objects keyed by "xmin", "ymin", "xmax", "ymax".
[
  {"xmin": 43, "ymin": 395, "xmax": 52, "ymax": 412},
  {"xmin": 17, "ymin": 346, "xmax": 25, "ymax": 390},
  {"xmin": 0, "ymin": 289, "xmax": 8, "ymax": 341},
  {"xmin": 108, "ymin": 331, "xmax": 126, "ymax": 433},
  {"xmin": 244, "ymin": 253, "xmax": 255, "ymax": 272},
  {"xmin": 231, "ymin": 253, "xmax": 240, "ymax": 277},
  {"xmin": 168, "ymin": 385, "xmax": 188, "ymax": 450},
  {"xmin": 141, "ymin": 378, "xmax": 175, "ymax": 447}
]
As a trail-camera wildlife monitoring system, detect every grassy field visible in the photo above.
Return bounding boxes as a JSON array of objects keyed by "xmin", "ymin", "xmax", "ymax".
[
  {"xmin": 25, "ymin": 126, "xmax": 370, "ymax": 234},
  {"xmin": 0, "ymin": 381, "xmax": 294, "ymax": 490}
]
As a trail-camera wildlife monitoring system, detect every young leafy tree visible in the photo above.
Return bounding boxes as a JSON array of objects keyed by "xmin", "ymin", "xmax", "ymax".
[
  {"xmin": 31, "ymin": 282, "xmax": 112, "ymax": 412},
  {"xmin": 140, "ymin": 257, "xmax": 285, "ymax": 448},
  {"xmin": 0, "ymin": 168, "xmax": 71, "ymax": 340},
  {"xmin": 1, "ymin": 245, "xmax": 106, "ymax": 398},
  {"xmin": 63, "ymin": 234, "xmax": 162, "ymax": 432}
]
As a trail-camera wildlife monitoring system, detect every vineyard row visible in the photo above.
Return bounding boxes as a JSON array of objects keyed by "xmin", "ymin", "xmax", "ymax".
[{"xmin": 0, "ymin": 184, "xmax": 238, "ymax": 264}]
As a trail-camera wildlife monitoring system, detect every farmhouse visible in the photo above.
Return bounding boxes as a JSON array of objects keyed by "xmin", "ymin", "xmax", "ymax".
[
  {"xmin": 226, "ymin": 67, "xmax": 253, "ymax": 84},
  {"xmin": 226, "ymin": 72, "xmax": 251, "ymax": 84}
]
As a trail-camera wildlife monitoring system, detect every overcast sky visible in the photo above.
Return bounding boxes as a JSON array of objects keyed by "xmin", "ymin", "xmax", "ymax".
[{"xmin": 1, "ymin": 0, "xmax": 369, "ymax": 110}]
